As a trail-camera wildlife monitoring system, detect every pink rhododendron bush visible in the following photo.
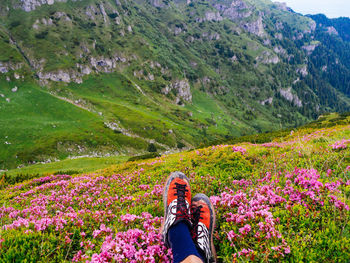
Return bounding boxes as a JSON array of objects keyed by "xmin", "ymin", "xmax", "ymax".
[{"xmin": 0, "ymin": 124, "xmax": 349, "ymax": 262}]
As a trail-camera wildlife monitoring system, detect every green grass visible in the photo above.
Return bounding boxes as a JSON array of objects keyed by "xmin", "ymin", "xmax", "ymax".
[
  {"xmin": 55, "ymin": 72, "xmax": 244, "ymax": 146},
  {"xmin": 0, "ymin": 76, "xmax": 146, "ymax": 169},
  {"xmin": 3, "ymin": 155, "xmax": 129, "ymax": 178},
  {"xmin": 0, "ymin": 34, "xmax": 23, "ymax": 62},
  {"xmin": 3, "ymin": 111, "xmax": 347, "ymax": 186}
]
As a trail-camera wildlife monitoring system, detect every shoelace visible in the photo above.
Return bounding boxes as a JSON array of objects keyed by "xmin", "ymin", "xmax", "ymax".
[
  {"xmin": 190, "ymin": 204, "xmax": 204, "ymax": 240},
  {"xmin": 172, "ymin": 182, "xmax": 190, "ymax": 220}
]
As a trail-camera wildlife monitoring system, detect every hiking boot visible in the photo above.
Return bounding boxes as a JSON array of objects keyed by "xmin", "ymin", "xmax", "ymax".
[
  {"xmin": 191, "ymin": 193, "xmax": 216, "ymax": 263},
  {"xmin": 162, "ymin": 171, "xmax": 192, "ymax": 247}
]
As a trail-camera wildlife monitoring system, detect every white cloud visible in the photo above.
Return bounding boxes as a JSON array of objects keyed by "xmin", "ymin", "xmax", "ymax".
[{"xmin": 274, "ymin": 0, "xmax": 350, "ymax": 18}]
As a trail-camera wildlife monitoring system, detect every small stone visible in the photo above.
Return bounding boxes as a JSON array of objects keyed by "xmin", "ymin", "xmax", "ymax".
[{"xmin": 147, "ymin": 74, "xmax": 154, "ymax": 81}]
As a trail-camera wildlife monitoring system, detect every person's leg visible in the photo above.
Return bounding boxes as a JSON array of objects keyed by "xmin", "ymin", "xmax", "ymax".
[
  {"xmin": 181, "ymin": 255, "xmax": 204, "ymax": 263},
  {"xmin": 168, "ymin": 221, "xmax": 204, "ymax": 263},
  {"xmin": 161, "ymin": 172, "xmax": 205, "ymax": 263}
]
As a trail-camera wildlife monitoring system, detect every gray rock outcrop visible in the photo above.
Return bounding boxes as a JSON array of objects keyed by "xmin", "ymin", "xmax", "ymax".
[
  {"xmin": 36, "ymin": 53, "xmax": 131, "ymax": 83},
  {"xmin": 172, "ymin": 80, "xmax": 192, "ymax": 103},
  {"xmin": 174, "ymin": 26, "xmax": 182, "ymax": 35},
  {"xmin": 279, "ymin": 87, "xmax": 302, "ymax": 107},
  {"xmin": 19, "ymin": 0, "xmax": 70, "ymax": 12},
  {"xmin": 260, "ymin": 97, "xmax": 273, "ymax": 105},
  {"xmin": 326, "ymin": 26, "xmax": 338, "ymax": 36},
  {"xmin": 99, "ymin": 3, "xmax": 109, "ymax": 25},
  {"xmin": 273, "ymin": 46, "xmax": 286, "ymax": 56},
  {"xmin": 205, "ymin": 11, "xmax": 223, "ymax": 22},
  {"xmin": 241, "ymin": 16, "xmax": 265, "ymax": 37},
  {"xmin": 151, "ymin": 0, "xmax": 166, "ymax": 8},
  {"xmin": 0, "ymin": 64, "xmax": 8, "ymax": 74},
  {"xmin": 304, "ymin": 20, "xmax": 316, "ymax": 33},
  {"xmin": 292, "ymin": 33, "xmax": 304, "ymax": 40},
  {"xmin": 162, "ymin": 80, "xmax": 192, "ymax": 104},
  {"xmin": 0, "ymin": 62, "xmax": 24, "ymax": 74},
  {"xmin": 296, "ymin": 65, "xmax": 308, "ymax": 77},
  {"xmin": 275, "ymin": 33, "xmax": 283, "ymax": 40},
  {"xmin": 302, "ymin": 43, "xmax": 319, "ymax": 55},
  {"xmin": 38, "ymin": 70, "xmax": 74, "ymax": 83},
  {"xmin": 214, "ymin": 0, "xmax": 252, "ymax": 21},
  {"xmin": 256, "ymin": 50, "xmax": 279, "ymax": 64}
]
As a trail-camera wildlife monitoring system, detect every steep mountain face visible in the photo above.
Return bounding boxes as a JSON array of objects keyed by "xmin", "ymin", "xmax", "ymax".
[
  {"xmin": 307, "ymin": 14, "xmax": 350, "ymax": 100},
  {"xmin": 309, "ymin": 14, "xmax": 350, "ymax": 42},
  {"xmin": 0, "ymin": 0, "xmax": 350, "ymax": 169}
]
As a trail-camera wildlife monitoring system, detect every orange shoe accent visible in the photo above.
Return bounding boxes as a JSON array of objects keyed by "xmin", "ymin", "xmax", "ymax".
[
  {"xmin": 191, "ymin": 199, "xmax": 210, "ymax": 229},
  {"xmin": 166, "ymin": 177, "xmax": 192, "ymax": 206}
]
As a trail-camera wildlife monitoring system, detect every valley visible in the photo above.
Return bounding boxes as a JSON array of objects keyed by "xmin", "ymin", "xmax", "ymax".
[{"xmin": 1, "ymin": 0, "xmax": 350, "ymax": 169}]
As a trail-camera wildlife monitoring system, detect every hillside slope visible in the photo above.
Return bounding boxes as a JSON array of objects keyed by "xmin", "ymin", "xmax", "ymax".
[
  {"xmin": 0, "ymin": 115, "xmax": 349, "ymax": 262},
  {"xmin": 1, "ymin": 0, "xmax": 350, "ymax": 169}
]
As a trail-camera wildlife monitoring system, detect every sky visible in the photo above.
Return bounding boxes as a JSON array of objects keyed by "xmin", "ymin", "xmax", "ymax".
[{"xmin": 274, "ymin": 0, "xmax": 350, "ymax": 18}]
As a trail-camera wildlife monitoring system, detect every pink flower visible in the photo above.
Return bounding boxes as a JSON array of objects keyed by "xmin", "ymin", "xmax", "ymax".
[
  {"xmin": 328, "ymin": 195, "xmax": 349, "ymax": 210},
  {"xmin": 227, "ymin": 230, "xmax": 239, "ymax": 242},
  {"xmin": 65, "ymin": 235, "xmax": 72, "ymax": 244},
  {"xmin": 120, "ymin": 214, "xmax": 140, "ymax": 224},
  {"xmin": 239, "ymin": 224, "xmax": 251, "ymax": 235},
  {"xmin": 232, "ymin": 146, "xmax": 247, "ymax": 155},
  {"xmin": 210, "ymin": 196, "xmax": 221, "ymax": 206},
  {"xmin": 330, "ymin": 139, "xmax": 350, "ymax": 150},
  {"xmin": 151, "ymin": 185, "xmax": 163, "ymax": 196},
  {"xmin": 238, "ymin": 248, "xmax": 253, "ymax": 257},
  {"xmin": 327, "ymin": 169, "xmax": 332, "ymax": 176},
  {"xmin": 139, "ymin": 184, "xmax": 150, "ymax": 190}
]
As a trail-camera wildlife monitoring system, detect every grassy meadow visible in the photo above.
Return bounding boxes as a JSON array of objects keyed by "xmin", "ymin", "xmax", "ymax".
[
  {"xmin": 0, "ymin": 114, "xmax": 349, "ymax": 262},
  {"xmin": 0, "ymin": 76, "xmax": 148, "ymax": 170}
]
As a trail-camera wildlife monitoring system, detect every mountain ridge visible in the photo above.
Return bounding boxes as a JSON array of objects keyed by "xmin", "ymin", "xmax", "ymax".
[{"xmin": 0, "ymin": 0, "xmax": 350, "ymax": 169}]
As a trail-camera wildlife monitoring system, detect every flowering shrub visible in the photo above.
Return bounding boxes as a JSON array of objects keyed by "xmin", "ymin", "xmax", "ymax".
[
  {"xmin": 0, "ymin": 124, "xmax": 349, "ymax": 262},
  {"xmin": 331, "ymin": 139, "xmax": 350, "ymax": 150},
  {"xmin": 84, "ymin": 214, "xmax": 171, "ymax": 262},
  {"xmin": 232, "ymin": 146, "xmax": 247, "ymax": 155}
]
